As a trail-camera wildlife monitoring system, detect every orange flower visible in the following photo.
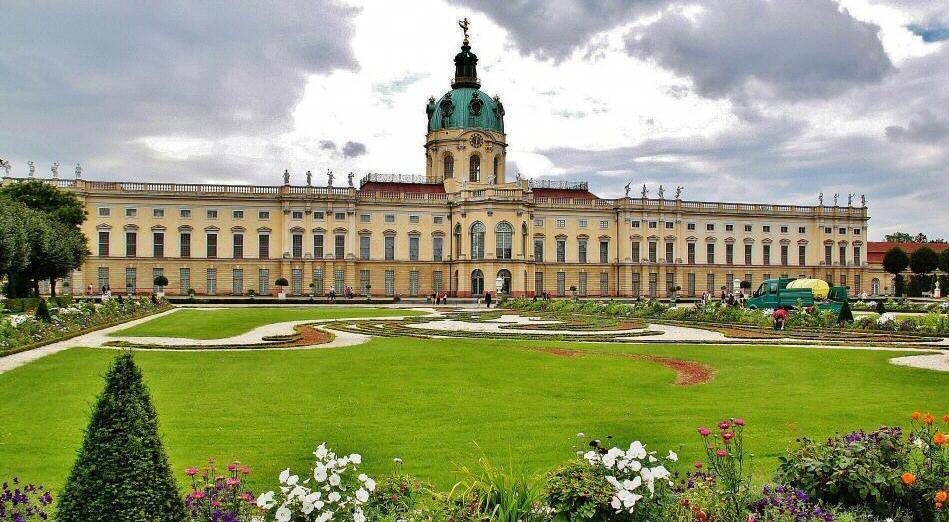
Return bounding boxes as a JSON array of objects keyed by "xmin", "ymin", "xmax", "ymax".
[
  {"xmin": 935, "ymin": 432, "xmax": 947, "ymax": 446},
  {"xmin": 938, "ymin": 502, "xmax": 944, "ymax": 510},
  {"xmin": 902, "ymin": 472, "xmax": 917, "ymax": 485},
  {"xmin": 944, "ymin": 414, "xmax": 949, "ymax": 423},
  {"xmin": 936, "ymin": 490, "xmax": 948, "ymax": 503},
  {"xmin": 926, "ymin": 412, "xmax": 936, "ymax": 425},
  {"xmin": 913, "ymin": 411, "xmax": 922, "ymax": 421}
]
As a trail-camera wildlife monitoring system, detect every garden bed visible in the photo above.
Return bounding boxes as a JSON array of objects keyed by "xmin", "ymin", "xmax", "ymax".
[{"xmin": 103, "ymin": 323, "xmax": 335, "ymax": 350}]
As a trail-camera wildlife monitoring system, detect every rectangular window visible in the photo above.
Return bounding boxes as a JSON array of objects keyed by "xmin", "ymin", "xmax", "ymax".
[
  {"xmin": 409, "ymin": 215, "xmax": 420, "ymax": 224},
  {"xmin": 688, "ymin": 243, "xmax": 696, "ymax": 264},
  {"xmin": 409, "ymin": 270, "xmax": 419, "ymax": 296},
  {"xmin": 665, "ymin": 242, "xmax": 674, "ymax": 263},
  {"xmin": 853, "ymin": 228, "xmax": 861, "ymax": 235},
  {"xmin": 312, "ymin": 269, "xmax": 323, "ymax": 296},
  {"xmin": 335, "ymin": 234, "xmax": 345, "ymax": 259},
  {"xmin": 599, "ymin": 241, "xmax": 609, "ymax": 263},
  {"xmin": 334, "ymin": 269, "xmax": 345, "ymax": 295},
  {"xmin": 648, "ymin": 221, "xmax": 658, "ymax": 229},
  {"xmin": 631, "ymin": 242, "xmax": 640, "ymax": 262},
  {"xmin": 258, "ymin": 269, "xmax": 269, "ymax": 295},
  {"xmin": 360, "ymin": 214, "xmax": 370, "ymax": 223},
  {"xmin": 292, "ymin": 268, "xmax": 303, "ymax": 296},
  {"xmin": 98, "ymin": 231, "xmax": 110, "ymax": 256},
  {"xmin": 125, "ymin": 268, "xmax": 136, "ymax": 295},
  {"xmin": 781, "ymin": 245, "xmax": 789, "ymax": 265},
  {"xmin": 334, "ymin": 212, "xmax": 345, "ymax": 220},
  {"xmin": 706, "ymin": 243, "xmax": 715, "ymax": 264},
  {"xmin": 556, "ymin": 239, "xmax": 566, "ymax": 263},
  {"xmin": 385, "ymin": 270, "xmax": 395, "ymax": 296},
  {"xmin": 763, "ymin": 225, "xmax": 771, "ymax": 233},
  {"xmin": 687, "ymin": 223, "xmax": 696, "ymax": 231},
  {"xmin": 725, "ymin": 224, "xmax": 734, "ymax": 232},
  {"xmin": 534, "ymin": 238, "xmax": 544, "ymax": 262},
  {"xmin": 840, "ymin": 274, "xmax": 847, "ymax": 287},
  {"xmin": 579, "ymin": 239, "xmax": 588, "ymax": 263},
  {"xmin": 578, "ymin": 219, "xmax": 588, "ymax": 228},
  {"xmin": 726, "ymin": 273, "xmax": 734, "ymax": 292},
  {"xmin": 180, "ymin": 268, "xmax": 190, "ymax": 294},
  {"xmin": 534, "ymin": 272, "xmax": 544, "ymax": 294},
  {"xmin": 206, "ymin": 209, "xmax": 218, "ymax": 219},
  {"xmin": 534, "ymin": 218, "xmax": 544, "ymax": 227},
  {"xmin": 125, "ymin": 207, "xmax": 137, "ymax": 218},
  {"xmin": 206, "ymin": 233, "xmax": 217, "ymax": 258},
  {"xmin": 665, "ymin": 221, "xmax": 674, "ymax": 230},
  {"xmin": 853, "ymin": 246, "xmax": 861, "ymax": 266},
  {"xmin": 360, "ymin": 235, "xmax": 370, "ymax": 260},
  {"xmin": 556, "ymin": 219, "xmax": 566, "ymax": 228},
  {"xmin": 384, "ymin": 236, "xmax": 395, "ymax": 260},
  {"xmin": 763, "ymin": 244, "xmax": 771, "ymax": 265},
  {"xmin": 780, "ymin": 226, "xmax": 789, "ymax": 233},
  {"xmin": 433, "ymin": 236, "xmax": 444, "ymax": 261},
  {"xmin": 232, "ymin": 209, "xmax": 244, "ymax": 219},
  {"xmin": 854, "ymin": 274, "xmax": 861, "ymax": 294},
  {"xmin": 206, "ymin": 268, "xmax": 217, "ymax": 295},
  {"xmin": 599, "ymin": 220, "xmax": 609, "ymax": 229},
  {"xmin": 385, "ymin": 214, "xmax": 396, "ymax": 223},
  {"xmin": 313, "ymin": 211, "xmax": 325, "ymax": 220},
  {"xmin": 232, "ymin": 268, "xmax": 243, "ymax": 296},
  {"xmin": 744, "ymin": 244, "xmax": 752, "ymax": 265},
  {"xmin": 258, "ymin": 210, "xmax": 270, "ymax": 220},
  {"xmin": 599, "ymin": 272, "xmax": 609, "ymax": 295},
  {"xmin": 258, "ymin": 234, "xmax": 269, "ymax": 259},
  {"xmin": 630, "ymin": 220, "xmax": 640, "ymax": 228},
  {"xmin": 125, "ymin": 232, "xmax": 137, "ymax": 258},
  {"xmin": 688, "ymin": 273, "xmax": 696, "ymax": 296},
  {"xmin": 744, "ymin": 273, "xmax": 753, "ymax": 289},
  {"xmin": 292, "ymin": 210, "xmax": 304, "ymax": 220},
  {"xmin": 839, "ymin": 227, "xmax": 846, "ymax": 235},
  {"xmin": 839, "ymin": 245, "xmax": 847, "ymax": 265},
  {"xmin": 557, "ymin": 272, "xmax": 566, "ymax": 296},
  {"xmin": 292, "ymin": 234, "xmax": 303, "ymax": 258},
  {"xmin": 433, "ymin": 271, "xmax": 443, "ymax": 293},
  {"xmin": 233, "ymin": 234, "xmax": 243, "ymax": 259},
  {"xmin": 150, "ymin": 268, "xmax": 163, "ymax": 293},
  {"xmin": 97, "ymin": 207, "xmax": 111, "ymax": 217},
  {"xmin": 648, "ymin": 241, "xmax": 657, "ymax": 263},
  {"xmin": 798, "ymin": 245, "xmax": 806, "ymax": 266},
  {"xmin": 725, "ymin": 243, "xmax": 734, "ymax": 265},
  {"xmin": 632, "ymin": 272, "xmax": 641, "ymax": 296},
  {"xmin": 409, "ymin": 236, "xmax": 420, "ymax": 261},
  {"xmin": 153, "ymin": 232, "xmax": 164, "ymax": 258},
  {"xmin": 579, "ymin": 272, "xmax": 588, "ymax": 296},
  {"xmin": 360, "ymin": 270, "xmax": 370, "ymax": 295},
  {"xmin": 824, "ymin": 226, "xmax": 832, "ymax": 234},
  {"xmin": 744, "ymin": 224, "xmax": 752, "ymax": 232},
  {"xmin": 706, "ymin": 223, "xmax": 715, "ymax": 231},
  {"xmin": 707, "ymin": 273, "xmax": 715, "ymax": 293},
  {"xmin": 798, "ymin": 226, "xmax": 806, "ymax": 234},
  {"xmin": 648, "ymin": 272, "xmax": 657, "ymax": 297},
  {"xmin": 313, "ymin": 234, "xmax": 323, "ymax": 259},
  {"xmin": 180, "ymin": 208, "xmax": 192, "ymax": 218},
  {"xmin": 824, "ymin": 244, "xmax": 832, "ymax": 265},
  {"xmin": 153, "ymin": 208, "xmax": 164, "ymax": 218},
  {"xmin": 433, "ymin": 215, "xmax": 444, "ymax": 225},
  {"xmin": 177, "ymin": 231, "xmax": 192, "ymax": 258}
]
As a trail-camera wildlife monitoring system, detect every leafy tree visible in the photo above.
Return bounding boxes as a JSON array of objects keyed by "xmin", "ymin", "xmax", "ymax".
[
  {"xmin": 0, "ymin": 198, "xmax": 30, "ymax": 280},
  {"xmin": 882, "ymin": 247, "xmax": 910, "ymax": 297},
  {"xmin": 58, "ymin": 353, "xmax": 186, "ymax": 521},
  {"xmin": 837, "ymin": 298, "xmax": 853, "ymax": 324},
  {"xmin": 884, "ymin": 232, "xmax": 915, "ymax": 243},
  {"xmin": 939, "ymin": 249, "xmax": 949, "ymax": 275},
  {"xmin": 910, "ymin": 247, "xmax": 939, "ymax": 274},
  {"xmin": 153, "ymin": 275, "xmax": 169, "ymax": 289},
  {"xmin": 0, "ymin": 179, "xmax": 86, "ymax": 226}
]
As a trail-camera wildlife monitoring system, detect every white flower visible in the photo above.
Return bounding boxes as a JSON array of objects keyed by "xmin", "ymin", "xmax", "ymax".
[
  {"xmin": 354, "ymin": 509, "xmax": 366, "ymax": 522},
  {"xmin": 256, "ymin": 491, "xmax": 276, "ymax": 509},
  {"xmin": 349, "ymin": 453, "xmax": 362, "ymax": 464},
  {"xmin": 667, "ymin": 450, "xmax": 678, "ymax": 462},
  {"xmin": 610, "ymin": 496, "xmax": 622, "ymax": 510},
  {"xmin": 316, "ymin": 512, "xmax": 334, "ymax": 522},
  {"xmin": 577, "ymin": 432, "xmax": 585, "ymax": 438},
  {"xmin": 275, "ymin": 505, "xmax": 292, "ymax": 522},
  {"xmin": 314, "ymin": 464, "xmax": 328, "ymax": 482},
  {"xmin": 329, "ymin": 473, "xmax": 341, "ymax": 486},
  {"xmin": 355, "ymin": 487, "xmax": 370, "ymax": 503},
  {"xmin": 364, "ymin": 478, "xmax": 376, "ymax": 491},
  {"xmin": 315, "ymin": 443, "xmax": 329, "ymax": 459},
  {"xmin": 279, "ymin": 468, "xmax": 291, "ymax": 484},
  {"xmin": 626, "ymin": 441, "xmax": 647, "ymax": 460},
  {"xmin": 286, "ymin": 474, "xmax": 299, "ymax": 486},
  {"xmin": 328, "ymin": 491, "xmax": 341, "ymax": 503}
]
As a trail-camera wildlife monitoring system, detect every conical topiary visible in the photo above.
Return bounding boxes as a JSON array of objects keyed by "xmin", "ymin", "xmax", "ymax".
[
  {"xmin": 838, "ymin": 298, "xmax": 854, "ymax": 325},
  {"xmin": 57, "ymin": 353, "xmax": 187, "ymax": 521},
  {"xmin": 35, "ymin": 297, "xmax": 51, "ymax": 322}
]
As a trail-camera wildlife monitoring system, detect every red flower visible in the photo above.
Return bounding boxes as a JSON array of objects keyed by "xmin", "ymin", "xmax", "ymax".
[
  {"xmin": 694, "ymin": 462, "xmax": 703, "ymax": 469},
  {"xmin": 186, "ymin": 468, "xmax": 199, "ymax": 476},
  {"xmin": 716, "ymin": 449, "xmax": 728, "ymax": 457},
  {"xmin": 698, "ymin": 427, "xmax": 711, "ymax": 437},
  {"xmin": 734, "ymin": 418, "xmax": 746, "ymax": 426}
]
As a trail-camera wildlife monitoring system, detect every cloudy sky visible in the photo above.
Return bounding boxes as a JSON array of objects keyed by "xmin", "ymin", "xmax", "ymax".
[{"xmin": 2, "ymin": 0, "xmax": 947, "ymax": 239}]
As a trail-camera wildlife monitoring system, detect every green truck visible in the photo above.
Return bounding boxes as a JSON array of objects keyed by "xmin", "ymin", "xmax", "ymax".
[{"xmin": 746, "ymin": 278, "xmax": 849, "ymax": 312}]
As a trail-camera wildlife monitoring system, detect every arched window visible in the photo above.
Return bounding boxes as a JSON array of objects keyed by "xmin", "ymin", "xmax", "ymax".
[
  {"xmin": 492, "ymin": 156, "xmax": 499, "ymax": 183},
  {"xmin": 495, "ymin": 222, "xmax": 513, "ymax": 259},
  {"xmin": 470, "ymin": 221, "xmax": 485, "ymax": 260},
  {"xmin": 471, "ymin": 269, "xmax": 484, "ymax": 296},
  {"xmin": 443, "ymin": 154, "xmax": 454, "ymax": 178},
  {"xmin": 871, "ymin": 278, "xmax": 880, "ymax": 296},
  {"xmin": 454, "ymin": 223, "xmax": 462, "ymax": 259},
  {"xmin": 469, "ymin": 155, "xmax": 480, "ymax": 182}
]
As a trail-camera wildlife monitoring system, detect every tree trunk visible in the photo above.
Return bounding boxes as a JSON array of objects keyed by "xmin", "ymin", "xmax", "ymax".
[
  {"xmin": 32, "ymin": 279, "xmax": 40, "ymax": 297},
  {"xmin": 49, "ymin": 279, "xmax": 57, "ymax": 298}
]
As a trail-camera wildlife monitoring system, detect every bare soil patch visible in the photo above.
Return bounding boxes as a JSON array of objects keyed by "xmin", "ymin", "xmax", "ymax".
[{"xmin": 533, "ymin": 347, "xmax": 715, "ymax": 386}]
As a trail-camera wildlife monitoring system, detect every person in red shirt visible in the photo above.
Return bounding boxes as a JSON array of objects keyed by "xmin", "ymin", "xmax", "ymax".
[{"xmin": 772, "ymin": 308, "xmax": 789, "ymax": 330}]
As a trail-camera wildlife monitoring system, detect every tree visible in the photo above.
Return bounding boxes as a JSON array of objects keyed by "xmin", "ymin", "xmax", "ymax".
[
  {"xmin": 58, "ymin": 353, "xmax": 186, "ymax": 521},
  {"xmin": 910, "ymin": 247, "xmax": 939, "ymax": 274},
  {"xmin": 0, "ymin": 198, "xmax": 30, "ymax": 281},
  {"xmin": 153, "ymin": 275, "xmax": 169, "ymax": 290},
  {"xmin": 837, "ymin": 298, "xmax": 853, "ymax": 325},
  {"xmin": 884, "ymin": 232, "xmax": 915, "ymax": 243},
  {"xmin": 0, "ymin": 179, "xmax": 86, "ymax": 226},
  {"xmin": 939, "ymin": 249, "xmax": 949, "ymax": 275},
  {"xmin": 882, "ymin": 247, "xmax": 909, "ymax": 296}
]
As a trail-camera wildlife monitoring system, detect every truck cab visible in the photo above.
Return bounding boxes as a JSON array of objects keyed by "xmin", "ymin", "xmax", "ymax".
[{"xmin": 747, "ymin": 278, "xmax": 814, "ymax": 310}]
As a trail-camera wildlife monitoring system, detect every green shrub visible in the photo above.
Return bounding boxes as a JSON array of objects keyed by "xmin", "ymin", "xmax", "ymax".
[
  {"xmin": 365, "ymin": 472, "xmax": 433, "ymax": 521},
  {"xmin": 57, "ymin": 353, "xmax": 187, "ymax": 521},
  {"xmin": 456, "ymin": 456, "xmax": 545, "ymax": 522},
  {"xmin": 544, "ymin": 459, "xmax": 615, "ymax": 521},
  {"xmin": 776, "ymin": 427, "xmax": 910, "ymax": 517},
  {"xmin": 34, "ymin": 298, "xmax": 51, "ymax": 322}
]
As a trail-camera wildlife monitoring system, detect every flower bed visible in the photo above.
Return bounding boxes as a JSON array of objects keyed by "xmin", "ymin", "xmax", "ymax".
[
  {"xmin": 0, "ymin": 296, "xmax": 171, "ymax": 356},
  {"xmin": 103, "ymin": 324, "xmax": 335, "ymax": 350}
]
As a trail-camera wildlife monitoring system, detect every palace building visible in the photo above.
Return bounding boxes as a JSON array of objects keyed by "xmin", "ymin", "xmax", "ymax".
[{"xmin": 4, "ymin": 31, "xmax": 872, "ymax": 299}]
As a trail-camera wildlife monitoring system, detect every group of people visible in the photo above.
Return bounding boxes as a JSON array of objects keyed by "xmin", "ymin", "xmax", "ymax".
[
  {"xmin": 327, "ymin": 286, "xmax": 356, "ymax": 302},
  {"xmin": 430, "ymin": 291, "xmax": 449, "ymax": 305},
  {"xmin": 700, "ymin": 287, "xmax": 746, "ymax": 307}
]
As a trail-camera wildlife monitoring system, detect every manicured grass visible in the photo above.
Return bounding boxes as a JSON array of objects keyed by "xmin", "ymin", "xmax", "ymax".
[
  {"xmin": 0, "ymin": 336, "xmax": 945, "ymax": 496},
  {"xmin": 110, "ymin": 306, "xmax": 423, "ymax": 339}
]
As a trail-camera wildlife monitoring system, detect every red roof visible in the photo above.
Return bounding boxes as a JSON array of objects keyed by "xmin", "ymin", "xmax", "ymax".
[
  {"xmin": 358, "ymin": 182, "xmax": 446, "ymax": 194},
  {"xmin": 532, "ymin": 188, "xmax": 599, "ymax": 200},
  {"xmin": 867, "ymin": 241, "xmax": 949, "ymax": 263}
]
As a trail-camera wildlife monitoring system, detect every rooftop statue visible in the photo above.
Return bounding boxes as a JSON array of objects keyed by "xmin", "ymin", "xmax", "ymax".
[
  {"xmin": 75, "ymin": 162, "xmax": 82, "ymax": 179},
  {"xmin": 675, "ymin": 186, "xmax": 683, "ymax": 200},
  {"xmin": 283, "ymin": 169, "xmax": 290, "ymax": 185},
  {"xmin": 0, "ymin": 158, "xmax": 10, "ymax": 177}
]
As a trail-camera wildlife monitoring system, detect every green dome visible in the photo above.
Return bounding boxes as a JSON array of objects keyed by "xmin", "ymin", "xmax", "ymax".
[{"xmin": 427, "ymin": 88, "xmax": 505, "ymax": 133}]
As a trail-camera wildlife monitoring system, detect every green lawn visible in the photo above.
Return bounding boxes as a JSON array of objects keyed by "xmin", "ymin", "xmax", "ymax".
[
  {"xmin": 111, "ymin": 306, "xmax": 422, "ymax": 339},
  {"xmin": 0, "ymin": 334, "xmax": 945, "ymax": 496}
]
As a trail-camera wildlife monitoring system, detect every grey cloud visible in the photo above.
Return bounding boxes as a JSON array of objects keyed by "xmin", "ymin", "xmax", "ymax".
[
  {"xmin": 450, "ymin": 0, "xmax": 666, "ymax": 60},
  {"xmin": 0, "ymin": 1, "xmax": 358, "ymax": 182},
  {"xmin": 341, "ymin": 141, "xmax": 367, "ymax": 158},
  {"xmin": 885, "ymin": 111, "xmax": 949, "ymax": 144},
  {"xmin": 626, "ymin": 0, "xmax": 893, "ymax": 101}
]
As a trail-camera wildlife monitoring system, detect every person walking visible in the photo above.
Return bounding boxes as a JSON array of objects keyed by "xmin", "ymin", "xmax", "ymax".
[{"xmin": 484, "ymin": 291, "xmax": 493, "ymax": 308}]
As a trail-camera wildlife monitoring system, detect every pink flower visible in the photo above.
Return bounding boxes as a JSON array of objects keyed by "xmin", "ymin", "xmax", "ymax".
[
  {"xmin": 694, "ymin": 462, "xmax": 704, "ymax": 469},
  {"xmin": 226, "ymin": 478, "xmax": 240, "ymax": 487},
  {"xmin": 716, "ymin": 449, "xmax": 728, "ymax": 457},
  {"xmin": 718, "ymin": 421, "xmax": 731, "ymax": 430},
  {"xmin": 211, "ymin": 500, "xmax": 221, "ymax": 508},
  {"xmin": 228, "ymin": 463, "xmax": 238, "ymax": 472},
  {"xmin": 240, "ymin": 465, "xmax": 250, "ymax": 475},
  {"xmin": 186, "ymin": 468, "xmax": 200, "ymax": 476},
  {"xmin": 698, "ymin": 427, "xmax": 711, "ymax": 437},
  {"xmin": 734, "ymin": 418, "xmax": 746, "ymax": 426},
  {"xmin": 242, "ymin": 492, "xmax": 255, "ymax": 502},
  {"xmin": 192, "ymin": 491, "xmax": 206, "ymax": 500},
  {"xmin": 723, "ymin": 432, "xmax": 735, "ymax": 440}
]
